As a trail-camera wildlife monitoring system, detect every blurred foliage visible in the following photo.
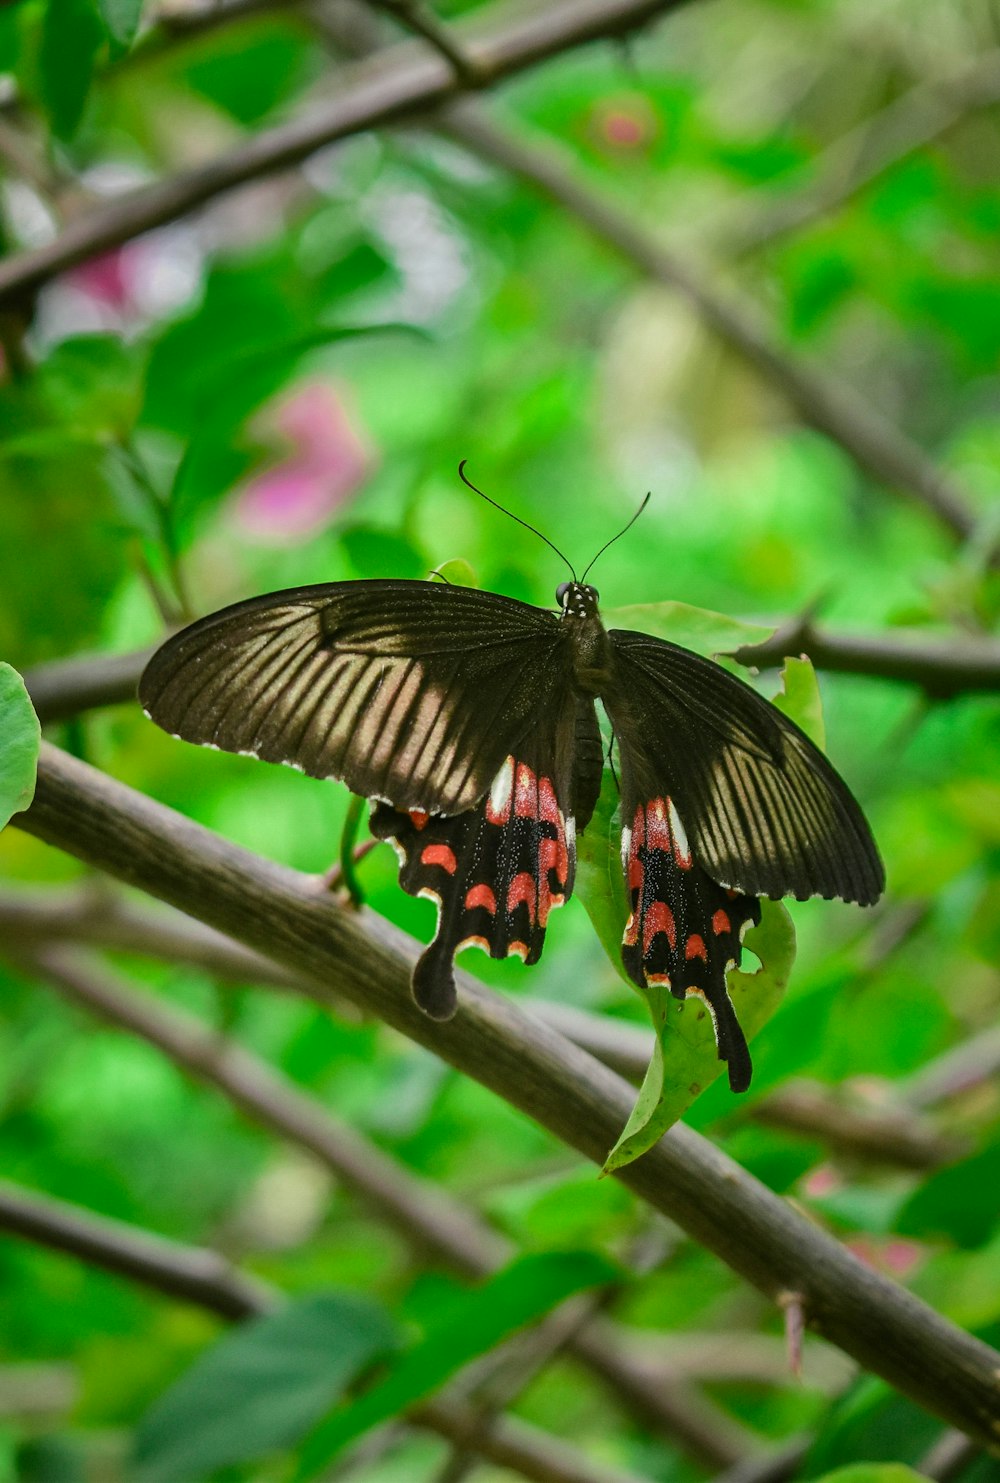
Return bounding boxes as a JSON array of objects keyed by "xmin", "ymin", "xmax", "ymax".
[{"xmin": 2, "ymin": 0, "xmax": 1000, "ymax": 1478}]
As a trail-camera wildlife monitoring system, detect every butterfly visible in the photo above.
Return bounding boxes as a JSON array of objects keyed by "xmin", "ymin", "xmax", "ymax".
[{"xmin": 139, "ymin": 482, "xmax": 884, "ymax": 1094}]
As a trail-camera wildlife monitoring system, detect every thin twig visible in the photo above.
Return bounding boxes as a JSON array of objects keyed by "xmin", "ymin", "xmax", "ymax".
[
  {"xmin": 436, "ymin": 104, "xmax": 985, "ymax": 549},
  {"xmin": 13, "ymin": 743, "xmax": 1000, "ymax": 1449},
  {"xmin": 0, "ymin": 0, "xmax": 682, "ymax": 310},
  {"xmin": 0, "ymin": 1178, "xmax": 277, "ymax": 1319}
]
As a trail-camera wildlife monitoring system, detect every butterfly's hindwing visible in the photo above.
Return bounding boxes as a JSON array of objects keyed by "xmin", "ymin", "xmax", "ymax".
[
  {"xmin": 604, "ymin": 629, "xmax": 884, "ymax": 906},
  {"xmin": 371, "ymin": 743, "xmax": 580, "ymax": 1019},
  {"xmin": 139, "ymin": 580, "xmax": 568, "ymax": 816},
  {"xmin": 620, "ymin": 795, "xmax": 761, "ymax": 1092}
]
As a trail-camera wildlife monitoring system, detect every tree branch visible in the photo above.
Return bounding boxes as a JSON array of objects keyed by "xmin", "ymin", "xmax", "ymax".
[
  {"xmin": 13, "ymin": 743, "xmax": 1000, "ymax": 1449},
  {"xmin": 436, "ymin": 104, "xmax": 985, "ymax": 548},
  {"xmin": 730, "ymin": 620, "xmax": 1000, "ymax": 699},
  {"xmin": 0, "ymin": 1178, "xmax": 277, "ymax": 1320},
  {"xmin": 0, "ymin": 0, "xmax": 681, "ymax": 310}
]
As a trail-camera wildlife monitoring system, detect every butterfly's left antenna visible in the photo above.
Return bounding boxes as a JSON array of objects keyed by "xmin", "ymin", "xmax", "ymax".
[
  {"xmin": 579, "ymin": 492, "xmax": 651, "ymax": 583},
  {"xmin": 458, "ymin": 461, "xmax": 576, "ymax": 580}
]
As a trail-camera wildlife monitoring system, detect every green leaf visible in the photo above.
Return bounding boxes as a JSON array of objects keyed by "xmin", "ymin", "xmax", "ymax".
[
  {"xmin": 294, "ymin": 1251, "xmax": 618, "ymax": 1479},
  {"xmin": 0, "ymin": 664, "xmax": 41, "ymax": 830},
  {"xmin": 896, "ymin": 1144, "xmax": 1000, "ymax": 1249},
  {"xmin": 340, "ymin": 525, "xmax": 426, "ymax": 581},
  {"xmin": 773, "ymin": 654, "xmax": 826, "ymax": 749},
  {"xmin": 601, "ymin": 600, "xmax": 774, "ymax": 658},
  {"xmin": 133, "ymin": 1292, "xmax": 400, "ymax": 1483},
  {"xmin": 96, "ymin": 0, "xmax": 143, "ymax": 50},
  {"xmin": 39, "ymin": 0, "xmax": 104, "ymax": 138},
  {"xmin": 576, "ymin": 773, "xmax": 796, "ymax": 1170},
  {"xmin": 431, "ymin": 558, "xmax": 479, "ymax": 588}
]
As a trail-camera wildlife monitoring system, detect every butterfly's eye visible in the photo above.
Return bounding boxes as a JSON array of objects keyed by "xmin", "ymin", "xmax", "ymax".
[
  {"xmin": 589, "ymin": 587, "xmax": 599, "ymax": 602},
  {"xmin": 556, "ymin": 582, "xmax": 571, "ymax": 606}
]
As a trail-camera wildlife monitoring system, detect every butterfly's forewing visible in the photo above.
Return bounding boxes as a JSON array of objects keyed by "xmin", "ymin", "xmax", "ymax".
[
  {"xmin": 139, "ymin": 580, "xmax": 567, "ymax": 816},
  {"xmin": 370, "ymin": 698, "xmax": 604, "ymax": 1018},
  {"xmin": 604, "ymin": 629, "xmax": 885, "ymax": 905}
]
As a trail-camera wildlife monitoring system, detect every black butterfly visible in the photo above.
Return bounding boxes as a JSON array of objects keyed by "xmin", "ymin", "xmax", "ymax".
[{"xmin": 139, "ymin": 510, "xmax": 883, "ymax": 1094}]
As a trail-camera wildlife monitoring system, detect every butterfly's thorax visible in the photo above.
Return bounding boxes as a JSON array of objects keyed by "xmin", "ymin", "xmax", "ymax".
[{"xmin": 557, "ymin": 582, "xmax": 613, "ymax": 696}]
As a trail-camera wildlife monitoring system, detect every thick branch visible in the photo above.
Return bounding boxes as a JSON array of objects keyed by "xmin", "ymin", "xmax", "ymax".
[
  {"xmin": 14, "ymin": 743, "xmax": 1000, "ymax": 1450},
  {"xmin": 437, "ymin": 105, "xmax": 983, "ymax": 547},
  {"xmin": 0, "ymin": 1178, "xmax": 276, "ymax": 1320},
  {"xmin": 0, "ymin": 0, "xmax": 680, "ymax": 309}
]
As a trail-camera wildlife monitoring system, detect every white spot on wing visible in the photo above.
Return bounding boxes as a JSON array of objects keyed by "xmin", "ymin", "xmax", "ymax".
[
  {"xmin": 620, "ymin": 824, "xmax": 631, "ymax": 868},
  {"xmin": 489, "ymin": 756, "xmax": 514, "ymax": 815},
  {"xmin": 668, "ymin": 798, "xmax": 691, "ymax": 866}
]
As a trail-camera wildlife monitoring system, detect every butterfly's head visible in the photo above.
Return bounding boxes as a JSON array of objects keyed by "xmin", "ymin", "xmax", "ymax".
[{"xmin": 556, "ymin": 581, "xmax": 600, "ymax": 619}]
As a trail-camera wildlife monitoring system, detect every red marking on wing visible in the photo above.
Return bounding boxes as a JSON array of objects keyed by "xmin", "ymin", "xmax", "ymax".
[
  {"xmin": 712, "ymin": 909, "xmax": 731, "ymax": 936},
  {"xmin": 421, "ymin": 843, "xmax": 458, "ymax": 874},
  {"xmin": 465, "ymin": 884, "xmax": 497, "ymax": 913},
  {"xmin": 409, "ymin": 810, "xmax": 429, "ymax": 830},
  {"xmin": 684, "ymin": 934, "xmax": 708, "ymax": 962},
  {"xmin": 623, "ymin": 912, "xmax": 638, "ymax": 947},
  {"xmin": 538, "ymin": 776, "xmax": 561, "ymax": 825},
  {"xmin": 513, "ymin": 763, "xmax": 537, "ymax": 817},
  {"xmin": 642, "ymin": 900, "xmax": 676, "ymax": 954},
  {"xmin": 507, "ymin": 872, "xmax": 537, "ymax": 917},
  {"xmin": 645, "ymin": 799, "xmax": 672, "ymax": 853}
]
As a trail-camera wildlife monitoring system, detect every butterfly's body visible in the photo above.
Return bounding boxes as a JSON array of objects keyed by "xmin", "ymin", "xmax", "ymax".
[{"xmin": 140, "ymin": 575, "xmax": 883, "ymax": 1093}]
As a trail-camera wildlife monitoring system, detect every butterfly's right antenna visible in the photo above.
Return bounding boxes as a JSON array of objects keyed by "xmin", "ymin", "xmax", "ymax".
[
  {"xmin": 458, "ymin": 461, "xmax": 576, "ymax": 580},
  {"xmin": 580, "ymin": 493, "xmax": 651, "ymax": 583}
]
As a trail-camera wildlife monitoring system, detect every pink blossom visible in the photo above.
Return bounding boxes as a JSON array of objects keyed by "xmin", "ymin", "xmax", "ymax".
[
  {"xmin": 68, "ymin": 250, "xmax": 133, "ymax": 311},
  {"xmin": 233, "ymin": 383, "xmax": 373, "ymax": 543},
  {"xmin": 802, "ymin": 1164, "xmax": 841, "ymax": 1198}
]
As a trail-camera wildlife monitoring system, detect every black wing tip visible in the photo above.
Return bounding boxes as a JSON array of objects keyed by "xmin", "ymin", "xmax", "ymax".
[
  {"xmin": 412, "ymin": 946, "xmax": 458, "ymax": 1020},
  {"xmin": 726, "ymin": 1043, "xmax": 753, "ymax": 1094}
]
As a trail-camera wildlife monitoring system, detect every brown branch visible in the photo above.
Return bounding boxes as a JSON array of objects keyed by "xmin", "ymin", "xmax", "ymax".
[
  {"xmin": 0, "ymin": 0, "xmax": 681, "ymax": 311},
  {"xmin": 436, "ymin": 104, "xmax": 984, "ymax": 548},
  {"xmin": 730, "ymin": 621, "xmax": 1000, "ymax": 699},
  {"xmin": 11, "ymin": 934, "xmax": 749, "ymax": 1470},
  {"xmin": 13, "ymin": 743, "xmax": 1000, "ymax": 1450},
  {"xmin": 0, "ymin": 1178, "xmax": 277, "ymax": 1320},
  {"xmin": 23, "ymin": 645, "xmax": 159, "ymax": 725}
]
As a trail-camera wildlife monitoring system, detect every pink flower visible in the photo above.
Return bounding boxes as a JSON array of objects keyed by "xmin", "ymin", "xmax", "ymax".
[
  {"xmin": 233, "ymin": 383, "xmax": 373, "ymax": 543},
  {"xmin": 592, "ymin": 95, "xmax": 659, "ymax": 154},
  {"xmin": 69, "ymin": 250, "xmax": 133, "ymax": 311}
]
